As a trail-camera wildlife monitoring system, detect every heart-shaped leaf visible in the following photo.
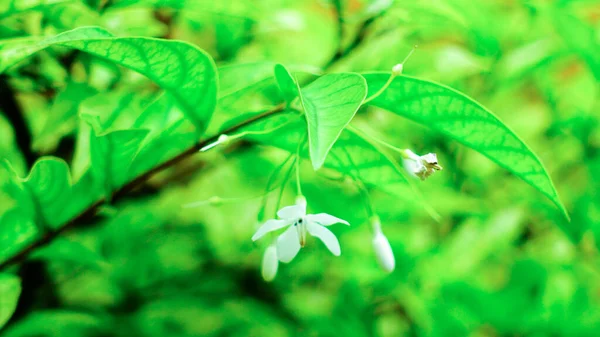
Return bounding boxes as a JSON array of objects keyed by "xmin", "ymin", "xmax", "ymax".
[{"xmin": 300, "ymin": 73, "xmax": 367, "ymax": 170}]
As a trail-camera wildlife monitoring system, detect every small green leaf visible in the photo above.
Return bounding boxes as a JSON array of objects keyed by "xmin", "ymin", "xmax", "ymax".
[
  {"xmin": 88, "ymin": 127, "xmax": 149, "ymax": 198},
  {"xmin": 34, "ymin": 81, "xmax": 98, "ymax": 152},
  {"xmin": 24, "ymin": 158, "xmax": 74, "ymax": 227},
  {"xmin": 0, "ymin": 26, "xmax": 217, "ymax": 133},
  {"xmin": 300, "ymin": 73, "xmax": 367, "ymax": 170},
  {"xmin": 274, "ymin": 64, "xmax": 298, "ymax": 104},
  {"xmin": 363, "ymin": 72, "xmax": 568, "ymax": 218},
  {"xmin": 0, "ymin": 273, "xmax": 21, "ymax": 329}
]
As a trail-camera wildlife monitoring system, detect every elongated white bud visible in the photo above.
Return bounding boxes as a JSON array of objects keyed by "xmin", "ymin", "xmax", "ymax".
[
  {"xmin": 261, "ymin": 244, "xmax": 279, "ymax": 282},
  {"xmin": 371, "ymin": 216, "xmax": 395, "ymax": 272}
]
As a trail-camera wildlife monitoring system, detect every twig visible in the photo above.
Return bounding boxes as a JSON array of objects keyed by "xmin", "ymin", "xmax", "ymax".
[{"xmin": 0, "ymin": 104, "xmax": 286, "ymax": 271}]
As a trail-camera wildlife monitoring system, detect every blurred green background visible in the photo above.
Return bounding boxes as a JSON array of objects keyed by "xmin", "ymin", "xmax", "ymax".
[{"xmin": 1, "ymin": 0, "xmax": 600, "ymax": 336}]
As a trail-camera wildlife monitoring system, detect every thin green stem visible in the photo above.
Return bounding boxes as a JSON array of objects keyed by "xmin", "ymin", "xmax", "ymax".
[
  {"xmin": 275, "ymin": 156, "xmax": 297, "ymax": 213},
  {"xmin": 200, "ymin": 116, "xmax": 300, "ymax": 152},
  {"xmin": 363, "ymin": 73, "xmax": 396, "ymax": 104},
  {"xmin": 295, "ymin": 133, "xmax": 307, "ymax": 196},
  {"xmin": 347, "ymin": 125, "xmax": 411, "ymax": 158},
  {"xmin": 257, "ymin": 152, "xmax": 295, "ymax": 221}
]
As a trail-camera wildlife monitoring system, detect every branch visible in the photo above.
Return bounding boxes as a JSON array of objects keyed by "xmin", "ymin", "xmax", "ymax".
[{"xmin": 0, "ymin": 104, "xmax": 286, "ymax": 271}]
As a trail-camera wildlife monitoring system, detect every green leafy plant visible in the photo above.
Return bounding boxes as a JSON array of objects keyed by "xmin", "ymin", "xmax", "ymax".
[{"xmin": 1, "ymin": 1, "xmax": 597, "ymax": 336}]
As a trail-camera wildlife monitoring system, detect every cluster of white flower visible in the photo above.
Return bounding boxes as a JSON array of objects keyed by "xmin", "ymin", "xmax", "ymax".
[
  {"xmin": 253, "ymin": 195, "xmax": 404, "ymax": 280},
  {"xmin": 252, "ymin": 196, "xmax": 349, "ymax": 281}
]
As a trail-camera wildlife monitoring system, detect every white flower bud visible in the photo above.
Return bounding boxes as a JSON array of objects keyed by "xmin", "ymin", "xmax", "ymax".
[
  {"xmin": 392, "ymin": 63, "xmax": 404, "ymax": 76},
  {"xmin": 199, "ymin": 134, "xmax": 231, "ymax": 152},
  {"xmin": 261, "ymin": 244, "xmax": 279, "ymax": 282},
  {"xmin": 217, "ymin": 134, "xmax": 229, "ymax": 144},
  {"xmin": 371, "ymin": 216, "xmax": 395, "ymax": 272}
]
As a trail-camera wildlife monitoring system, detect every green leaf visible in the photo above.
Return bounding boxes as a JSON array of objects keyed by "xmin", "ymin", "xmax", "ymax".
[
  {"xmin": 129, "ymin": 94, "xmax": 196, "ymax": 177},
  {"xmin": 88, "ymin": 126, "xmax": 149, "ymax": 198},
  {"xmin": 300, "ymin": 73, "xmax": 367, "ymax": 170},
  {"xmin": 274, "ymin": 64, "xmax": 298, "ymax": 104},
  {"xmin": 24, "ymin": 158, "xmax": 74, "ymax": 228},
  {"xmin": 0, "ymin": 26, "xmax": 217, "ymax": 133},
  {"xmin": 34, "ymin": 81, "xmax": 98, "ymax": 152},
  {"xmin": 0, "ymin": 273, "xmax": 21, "ymax": 329},
  {"xmin": 3, "ymin": 158, "xmax": 86, "ymax": 229},
  {"xmin": 363, "ymin": 72, "xmax": 568, "ymax": 218}
]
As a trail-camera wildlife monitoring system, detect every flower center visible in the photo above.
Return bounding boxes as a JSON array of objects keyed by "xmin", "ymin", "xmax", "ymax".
[{"xmin": 295, "ymin": 217, "xmax": 307, "ymax": 247}]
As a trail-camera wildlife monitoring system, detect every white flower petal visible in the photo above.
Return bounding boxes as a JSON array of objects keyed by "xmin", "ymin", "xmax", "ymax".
[
  {"xmin": 307, "ymin": 222, "xmax": 341, "ymax": 256},
  {"xmin": 306, "ymin": 213, "xmax": 349, "ymax": 226},
  {"xmin": 261, "ymin": 244, "xmax": 279, "ymax": 281},
  {"xmin": 252, "ymin": 219, "xmax": 290, "ymax": 241},
  {"xmin": 276, "ymin": 226, "xmax": 301, "ymax": 263},
  {"xmin": 277, "ymin": 203, "xmax": 306, "ymax": 219}
]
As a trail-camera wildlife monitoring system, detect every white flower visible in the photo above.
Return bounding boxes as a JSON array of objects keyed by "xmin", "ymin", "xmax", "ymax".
[
  {"xmin": 402, "ymin": 150, "xmax": 442, "ymax": 181},
  {"xmin": 371, "ymin": 216, "xmax": 395, "ymax": 273},
  {"xmin": 261, "ymin": 244, "xmax": 279, "ymax": 282},
  {"xmin": 252, "ymin": 196, "xmax": 349, "ymax": 263}
]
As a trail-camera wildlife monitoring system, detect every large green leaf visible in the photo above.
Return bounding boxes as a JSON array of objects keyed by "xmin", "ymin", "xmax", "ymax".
[
  {"xmin": 0, "ymin": 26, "xmax": 217, "ymax": 133},
  {"xmin": 300, "ymin": 73, "xmax": 367, "ymax": 170},
  {"xmin": 0, "ymin": 273, "xmax": 21, "ymax": 329},
  {"xmin": 363, "ymin": 72, "xmax": 567, "ymax": 217}
]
